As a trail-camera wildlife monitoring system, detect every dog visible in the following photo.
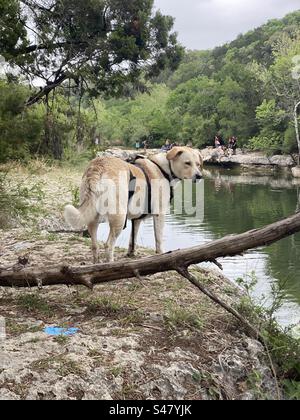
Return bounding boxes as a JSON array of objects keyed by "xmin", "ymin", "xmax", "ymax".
[{"xmin": 64, "ymin": 147, "xmax": 203, "ymax": 263}]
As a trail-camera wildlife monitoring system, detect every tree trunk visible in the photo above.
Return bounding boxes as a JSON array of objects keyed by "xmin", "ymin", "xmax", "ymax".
[
  {"xmin": 1, "ymin": 212, "xmax": 300, "ymax": 289},
  {"xmin": 294, "ymin": 101, "xmax": 300, "ymax": 166}
]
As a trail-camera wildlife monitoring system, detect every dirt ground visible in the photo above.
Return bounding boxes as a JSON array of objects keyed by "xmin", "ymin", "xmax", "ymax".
[{"xmin": 0, "ymin": 162, "xmax": 278, "ymax": 400}]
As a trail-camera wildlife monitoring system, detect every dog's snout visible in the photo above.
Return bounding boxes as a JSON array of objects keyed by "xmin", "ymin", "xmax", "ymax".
[{"xmin": 192, "ymin": 173, "xmax": 202, "ymax": 183}]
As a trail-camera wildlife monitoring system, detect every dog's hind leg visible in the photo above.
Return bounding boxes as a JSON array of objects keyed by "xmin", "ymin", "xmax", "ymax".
[
  {"xmin": 88, "ymin": 221, "xmax": 100, "ymax": 264},
  {"xmin": 127, "ymin": 219, "xmax": 142, "ymax": 257},
  {"xmin": 105, "ymin": 215, "xmax": 126, "ymax": 262},
  {"xmin": 153, "ymin": 214, "xmax": 165, "ymax": 255}
]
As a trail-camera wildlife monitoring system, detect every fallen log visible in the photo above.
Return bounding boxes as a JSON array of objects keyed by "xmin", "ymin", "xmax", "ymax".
[
  {"xmin": 48, "ymin": 229, "xmax": 89, "ymax": 236},
  {"xmin": 1, "ymin": 212, "xmax": 300, "ymax": 343},
  {"xmin": 1, "ymin": 212, "xmax": 300, "ymax": 289}
]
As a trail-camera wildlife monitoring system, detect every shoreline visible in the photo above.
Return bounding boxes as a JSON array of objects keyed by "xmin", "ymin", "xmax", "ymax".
[
  {"xmin": 98, "ymin": 147, "xmax": 298, "ymax": 171},
  {"xmin": 201, "ymin": 148, "xmax": 297, "ymax": 169}
]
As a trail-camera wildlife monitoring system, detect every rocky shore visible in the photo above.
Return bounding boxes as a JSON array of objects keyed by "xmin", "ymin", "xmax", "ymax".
[
  {"xmin": 98, "ymin": 147, "xmax": 298, "ymax": 173},
  {"xmin": 201, "ymin": 148, "xmax": 296, "ymax": 168},
  {"xmin": 0, "ymin": 161, "xmax": 282, "ymax": 400}
]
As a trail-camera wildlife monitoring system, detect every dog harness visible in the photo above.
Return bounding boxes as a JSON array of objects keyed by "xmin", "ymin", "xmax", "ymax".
[{"xmin": 124, "ymin": 158, "xmax": 177, "ymax": 229}]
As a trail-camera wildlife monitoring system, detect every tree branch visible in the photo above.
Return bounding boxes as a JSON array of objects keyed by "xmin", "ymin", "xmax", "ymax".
[
  {"xmin": 177, "ymin": 266, "xmax": 263, "ymax": 341},
  {"xmin": 26, "ymin": 73, "xmax": 68, "ymax": 106},
  {"xmin": 15, "ymin": 41, "xmax": 89, "ymax": 56},
  {"xmin": 1, "ymin": 212, "xmax": 300, "ymax": 289}
]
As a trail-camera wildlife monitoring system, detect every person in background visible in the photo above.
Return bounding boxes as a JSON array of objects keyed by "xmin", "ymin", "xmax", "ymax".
[
  {"xmin": 135, "ymin": 140, "xmax": 140, "ymax": 150},
  {"xmin": 214, "ymin": 136, "xmax": 221, "ymax": 149},
  {"xmin": 228, "ymin": 136, "xmax": 238, "ymax": 155},
  {"xmin": 214, "ymin": 134, "xmax": 224, "ymax": 150},
  {"xmin": 142, "ymin": 140, "xmax": 149, "ymax": 151},
  {"xmin": 161, "ymin": 139, "xmax": 172, "ymax": 152}
]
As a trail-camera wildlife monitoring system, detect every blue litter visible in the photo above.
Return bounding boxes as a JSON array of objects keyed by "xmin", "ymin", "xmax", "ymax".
[{"xmin": 44, "ymin": 327, "xmax": 79, "ymax": 337}]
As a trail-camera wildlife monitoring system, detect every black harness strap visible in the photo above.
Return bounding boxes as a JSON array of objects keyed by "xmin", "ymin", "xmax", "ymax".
[
  {"xmin": 123, "ymin": 169, "xmax": 138, "ymax": 230},
  {"xmin": 124, "ymin": 159, "xmax": 178, "ymax": 230},
  {"xmin": 123, "ymin": 164, "xmax": 151, "ymax": 229},
  {"xmin": 133, "ymin": 162, "xmax": 152, "ymax": 219},
  {"xmin": 149, "ymin": 159, "xmax": 177, "ymax": 183},
  {"xmin": 149, "ymin": 159, "xmax": 177, "ymax": 202}
]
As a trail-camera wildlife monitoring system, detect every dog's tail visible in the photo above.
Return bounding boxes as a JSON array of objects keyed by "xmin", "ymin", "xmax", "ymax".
[{"xmin": 64, "ymin": 198, "xmax": 97, "ymax": 230}]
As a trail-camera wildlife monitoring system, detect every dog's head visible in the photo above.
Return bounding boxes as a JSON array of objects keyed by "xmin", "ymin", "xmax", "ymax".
[{"xmin": 167, "ymin": 147, "xmax": 203, "ymax": 182}]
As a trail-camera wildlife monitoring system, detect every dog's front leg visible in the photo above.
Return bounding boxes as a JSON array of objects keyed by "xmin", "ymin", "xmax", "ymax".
[{"xmin": 153, "ymin": 214, "xmax": 165, "ymax": 254}]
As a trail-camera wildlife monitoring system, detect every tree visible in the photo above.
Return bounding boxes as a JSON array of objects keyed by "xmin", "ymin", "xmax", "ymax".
[
  {"xmin": 264, "ymin": 32, "xmax": 300, "ymax": 160},
  {"xmin": 249, "ymin": 100, "xmax": 287, "ymax": 153},
  {"xmin": 0, "ymin": 80, "xmax": 44, "ymax": 162},
  {"xmin": 1, "ymin": 0, "xmax": 183, "ymax": 106},
  {"xmin": 294, "ymin": 101, "xmax": 300, "ymax": 164}
]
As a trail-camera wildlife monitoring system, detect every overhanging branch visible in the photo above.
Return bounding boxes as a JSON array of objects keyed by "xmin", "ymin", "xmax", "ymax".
[{"xmin": 26, "ymin": 73, "xmax": 68, "ymax": 106}]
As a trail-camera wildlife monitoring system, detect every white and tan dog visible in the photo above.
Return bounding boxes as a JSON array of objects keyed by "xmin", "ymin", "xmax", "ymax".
[{"xmin": 64, "ymin": 147, "xmax": 203, "ymax": 263}]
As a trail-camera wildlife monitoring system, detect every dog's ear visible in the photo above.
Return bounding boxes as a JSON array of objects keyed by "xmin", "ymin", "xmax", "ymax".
[
  {"xmin": 198, "ymin": 151, "xmax": 204, "ymax": 168},
  {"xmin": 167, "ymin": 147, "xmax": 184, "ymax": 161}
]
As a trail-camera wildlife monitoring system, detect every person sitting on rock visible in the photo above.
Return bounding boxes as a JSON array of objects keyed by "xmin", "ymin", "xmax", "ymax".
[
  {"xmin": 161, "ymin": 139, "xmax": 172, "ymax": 152},
  {"xmin": 228, "ymin": 136, "xmax": 237, "ymax": 155}
]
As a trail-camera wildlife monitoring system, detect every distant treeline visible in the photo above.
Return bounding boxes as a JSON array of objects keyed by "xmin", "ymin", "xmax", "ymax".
[{"xmin": 1, "ymin": 10, "xmax": 300, "ymax": 162}]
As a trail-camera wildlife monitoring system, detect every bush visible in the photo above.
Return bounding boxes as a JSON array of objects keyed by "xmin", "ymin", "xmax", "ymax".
[
  {"xmin": 249, "ymin": 132, "xmax": 283, "ymax": 154},
  {"xmin": 0, "ymin": 169, "xmax": 45, "ymax": 228},
  {"xmin": 0, "ymin": 81, "xmax": 44, "ymax": 163},
  {"xmin": 282, "ymin": 125, "xmax": 298, "ymax": 154}
]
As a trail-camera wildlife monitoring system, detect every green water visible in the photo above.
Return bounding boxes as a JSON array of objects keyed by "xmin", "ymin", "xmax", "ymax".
[
  {"xmin": 203, "ymin": 168, "xmax": 300, "ymax": 299},
  {"xmin": 99, "ymin": 166, "xmax": 300, "ymax": 326}
]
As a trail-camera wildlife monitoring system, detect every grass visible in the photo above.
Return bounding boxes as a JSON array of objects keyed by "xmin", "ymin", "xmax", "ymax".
[
  {"xmin": 119, "ymin": 310, "xmax": 145, "ymax": 327},
  {"xmin": 85, "ymin": 296, "xmax": 124, "ymax": 316},
  {"xmin": 53, "ymin": 335, "xmax": 70, "ymax": 345},
  {"xmin": 109, "ymin": 366, "xmax": 124, "ymax": 378},
  {"xmin": 17, "ymin": 294, "xmax": 52, "ymax": 316},
  {"xmin": 6, "ymin": 319, "xmax": 43, "ymax": 337},
  {"xmin": 164, "ymin": 300, "xmax": 205, "ymax": 333},
  {"xmin": 31, "ymin": 355, "xmax": 83, "ymax": 377},
  {"xmin": 69, "ymin": 184, "xmax": 80, "ymax": 207},
  {"xmin": 192, "ymin": 370, "xmax": 223, "ymax": 400}
]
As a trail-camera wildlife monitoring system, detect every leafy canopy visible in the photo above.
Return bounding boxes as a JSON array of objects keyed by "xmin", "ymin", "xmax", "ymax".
[{"xmin": 0, "ymin": 0, "xmax": 183, "ymax": 105}]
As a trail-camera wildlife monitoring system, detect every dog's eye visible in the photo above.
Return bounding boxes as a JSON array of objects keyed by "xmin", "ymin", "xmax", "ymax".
[{"xmin": 185, "ymin": 162, "xmax": 192, "ymax": 166}]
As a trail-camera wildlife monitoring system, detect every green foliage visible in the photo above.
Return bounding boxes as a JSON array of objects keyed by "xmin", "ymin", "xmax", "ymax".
[
  {"xmin": 0, "ymin": 0, "xmax": 28, "ymax": 56},
  {"xmin": 70, "ymin": 184, "xmax": 80, "ymax": 207},
  {"xmin": 1, "ymin": 0, "xmax": 183, "ymax": 105},
  {"xmin": 249, "ymin": 133, "xmax": 282, "ymax": 154},
  {"xmin": 97, "ymin": 84, "xmax": 174, "ymax": 147},
  {"xmin": 283, "ymin": 379, "xmax": 300, "ymax": 400},
  {"xmin": 236, "ymin": 274, "xmax": 300, "ymax": 400},
  {"xmin": 0, "ymin": 169, "xmax": 45, "ymax": 228},
  {"xmin": 1, "ymin": 9, "xmax": 300, "ymax": 160},
  {"xmin": 0, "ymin": 80, "xmax": 44, "ymax": 162},
  {"xmin": 164, "ymin": 300, "xmax": 204, "ymax": 332},
  {"xmin": 16, "ymin": 293, "xmax": 52, "ymax": 315},
  {"xmin": 283, "ymin": 125, "xmax": 298, "ymax": 154}
]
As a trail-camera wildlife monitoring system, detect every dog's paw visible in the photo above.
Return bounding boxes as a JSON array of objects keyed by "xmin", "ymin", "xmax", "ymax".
[{"xmin": 126, "ymin": 252, "xmax": 136, "ymax": 259}]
